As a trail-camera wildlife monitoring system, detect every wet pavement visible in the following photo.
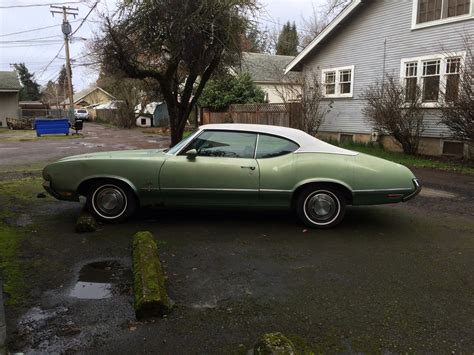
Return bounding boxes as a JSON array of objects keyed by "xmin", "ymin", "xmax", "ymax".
[
  {"xmin": 69, "ymin": 261, "xmax": 132, "ymax": 300},
  {"xmin": 0, "ymin": 123, "xmax": 170, "ymax": 169},
  {"xmin": 1, "ymin": 124, "xmax": 473, "ymax": 353}
]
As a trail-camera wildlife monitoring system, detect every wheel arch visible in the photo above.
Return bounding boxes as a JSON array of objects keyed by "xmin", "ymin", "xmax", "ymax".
[
  {"xmin": 291, "ymin": 179, "xmax": 353, "ymax": 208},
  {"xmin": 77, "ymin": 176, "xmax": 139, "ymax": 197}
]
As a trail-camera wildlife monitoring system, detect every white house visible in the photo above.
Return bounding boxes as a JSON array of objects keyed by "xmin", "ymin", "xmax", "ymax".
[{"xmin": 285, "ymin": 0, "xmax": 474, "ymax": 157}]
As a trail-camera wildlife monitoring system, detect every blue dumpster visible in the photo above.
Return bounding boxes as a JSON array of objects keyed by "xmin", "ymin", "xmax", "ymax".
[{"xmin": 35, "ymin": 118, "xmax": 70, "ymax": 137}]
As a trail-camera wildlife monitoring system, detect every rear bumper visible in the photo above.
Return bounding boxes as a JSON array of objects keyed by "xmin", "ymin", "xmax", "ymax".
[
  {"xmin": 42, "ymin": 180, "xmax": 79, "ymax": 201},
  {"xmin": 402, "ymin": 179, "xmax": 422, "ymax": 202}
]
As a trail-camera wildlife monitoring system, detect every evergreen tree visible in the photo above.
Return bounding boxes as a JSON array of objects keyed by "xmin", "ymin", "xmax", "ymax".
[
  {"xmin": 57, "ymin": 65, "xmax": 70, "ymax": 100},
  {"xmin": 276, "ymin": 22, "xmax": 299, "ymax": 56},
  {"xmin": 13, "ymin": 63, "xmax": 40, "ymax": 101}
]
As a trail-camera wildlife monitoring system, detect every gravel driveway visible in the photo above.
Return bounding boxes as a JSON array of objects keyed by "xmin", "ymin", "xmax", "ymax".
[{"xmin": 1, "ymin": 123, "xmax": 473, "ymax": 353}]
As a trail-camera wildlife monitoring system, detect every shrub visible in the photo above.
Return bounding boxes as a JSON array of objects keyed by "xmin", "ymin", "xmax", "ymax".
[{"xmin": 363, "ymin": 74, "xmax": 424, "ymax": 155}]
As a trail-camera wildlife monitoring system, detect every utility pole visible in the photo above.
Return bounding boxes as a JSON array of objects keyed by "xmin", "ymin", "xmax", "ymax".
[{"xmin": 50, "ymin": 5, "xmax": 78, "ymax": 120}]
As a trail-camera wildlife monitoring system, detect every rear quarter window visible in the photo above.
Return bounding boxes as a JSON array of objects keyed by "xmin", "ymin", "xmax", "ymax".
[{"xmin": 256, "ymin": 134, "xmax": 299, "ymax": 159}]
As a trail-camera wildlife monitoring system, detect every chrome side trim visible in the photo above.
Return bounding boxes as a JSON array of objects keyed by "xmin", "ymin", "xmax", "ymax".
[
  {"xmin": 160, "ymin": 187, "xmax": 259, "ymax": 192},
  {"xmin": 353, "ymin": 188, "xmax": 413, "ymax": 193},
  {"xmin": 253, "ymin": 133, "xmax": 260, "ymax": 159},
  {"xmin": 260, "ymin": 189, "xmax": 292, "ymax": 193},
  {"xmin": 402, "ymin": 179, "xmax": 422, "ymax": 202},
  {"xmin": 294, "ymin": 151, "xmax": 358, "ymax": 156}
]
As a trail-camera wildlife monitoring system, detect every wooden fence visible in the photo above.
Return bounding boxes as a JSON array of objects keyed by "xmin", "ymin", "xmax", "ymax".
[{"xmin": 201, "ymin": 103, "xmax": 302, "ymax": 129}]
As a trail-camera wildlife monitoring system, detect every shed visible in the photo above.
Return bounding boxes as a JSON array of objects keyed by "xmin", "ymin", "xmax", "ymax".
[{"xmin": 0, "ymin": 71, "xmax": 21, "ymax": 128}]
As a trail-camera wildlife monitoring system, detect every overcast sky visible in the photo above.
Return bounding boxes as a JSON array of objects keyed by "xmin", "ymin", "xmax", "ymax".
[{"xmin": 0, "ymin": 0, "xmax": 322, "ymax": 92}]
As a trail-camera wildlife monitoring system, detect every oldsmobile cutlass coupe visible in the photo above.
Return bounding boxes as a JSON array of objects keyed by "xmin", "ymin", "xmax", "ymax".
[{"xmin": 42, "ymin": 124, "xmax": 421, "ymax": 228}]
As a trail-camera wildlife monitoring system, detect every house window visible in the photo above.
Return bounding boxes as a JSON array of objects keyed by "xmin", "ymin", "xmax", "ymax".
[
  {"xmin": 322, "ymin": 66, "xmax": 354, "ymax": 98},
  {"xmin": 405, "ymin": 62, "xmax": 418, "ymax": 101},
  {"xmin": 445, "ymin": 57, "xmax": 461, "ymax": 101},
  {"xmin": 442, "ymin": 141, "xmax": 464, "ymax": 156},
  {"xmin": 414, "ymin": 0, "xmax": 472, "ymax": 26},
  {"xmin": 422, "ymin": 59, "xmax": 440, "ymax": 101},
  {"xmin": 324, "ymin": 72, "xmax": 336, "ymax": 95},
  {"xmin": 401, "ymin": 53, "xmax": 465, "ymax": 105}
]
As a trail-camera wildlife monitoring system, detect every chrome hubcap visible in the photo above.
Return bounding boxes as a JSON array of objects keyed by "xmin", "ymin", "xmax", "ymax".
[
  {"xmin": 95, "ymin": 187, "xmax": 125, "ymax": 216},
  {"xmin": 307, "ymin": 193, "xmax": 337, "ymax": 221}
]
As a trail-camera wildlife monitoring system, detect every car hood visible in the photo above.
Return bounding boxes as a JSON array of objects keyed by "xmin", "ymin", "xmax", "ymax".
[{"xmin": 58, "ymin": 149, "xmax": 168, "ymax": 162}]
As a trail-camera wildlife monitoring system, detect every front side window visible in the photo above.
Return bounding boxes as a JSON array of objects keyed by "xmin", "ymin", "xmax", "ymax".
[
  {"xmin": 416, "ymin": 0, "xmax": 471, "ymax": 25},
  {"xmin": 322, "ymin": 66, "xmax": 354, "ymax": 98},
  {"xmin": 256, "ymin": 134, "xmax": 299, "ymax": 159},
  {"xmin": 181, "ymin": 130, "xmax": 257, "ymax": 158}
]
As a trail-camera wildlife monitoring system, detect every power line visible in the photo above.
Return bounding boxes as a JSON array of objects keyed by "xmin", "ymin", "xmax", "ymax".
[
  {"xmin": 0, "ymin": 19, "xmax": 82, "ymax": 37},
  {"xmin": 35, "ymin": 43, "xmax": 65, "ymax": 79},
  {"xmin": 70, "ymin": 0, "xmax": 99, "ymax": 36},
  {"xmin": 0, "ymin": 35, "xmax": 63, "ymax": 43},
  {"xmin": 0, "ymin": 1, "xmax": 84, "ymax": 9}
]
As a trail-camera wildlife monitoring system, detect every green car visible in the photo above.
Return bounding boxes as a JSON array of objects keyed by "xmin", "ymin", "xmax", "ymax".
[{"xmin": 42, "ymin": 124, "xmax": 421, "ymax": 228}]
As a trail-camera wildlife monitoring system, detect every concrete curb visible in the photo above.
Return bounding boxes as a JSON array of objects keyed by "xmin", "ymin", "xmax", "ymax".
[
  {"xmin": 0, "ymin": 279, "xmax": 6, "ymax": 352},
  {"xmin": 132, "ymin": 231, "xmax": 172, "ymax": 320}
]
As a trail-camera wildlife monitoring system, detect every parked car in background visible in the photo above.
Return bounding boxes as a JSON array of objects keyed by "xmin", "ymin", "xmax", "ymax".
[
  {"xmin": 74, "ymin": 108, "xmax": 89, "ymax": 121},
  {"xmin": 42, "ymin": 124, "xmax": 421, "ymax": 228}
]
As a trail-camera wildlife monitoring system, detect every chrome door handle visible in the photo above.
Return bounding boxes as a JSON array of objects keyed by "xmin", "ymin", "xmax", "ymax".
[{"xmin": 241, "ymin": 166, "xmax": 256, "ymax": 170}]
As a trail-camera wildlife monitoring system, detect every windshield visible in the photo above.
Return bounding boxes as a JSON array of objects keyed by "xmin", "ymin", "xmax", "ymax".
[
  {"xmin": 78, "ymin": 110, "xmax": 87, "ymax": 113},
  {"xmin": 166, "ymin": 129, "xmax": 199, "ymax": 155}
]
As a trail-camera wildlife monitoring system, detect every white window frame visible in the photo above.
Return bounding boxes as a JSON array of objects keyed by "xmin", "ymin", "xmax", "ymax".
[
  {"xmin": 411, "ymin": 0, "xmax": 474, "ymax": 30},
  {"xmin": 321, "ymin": 65, "xmax": 355, "ymax": 98},
  {"xmin": 400, "ymin": 52, "xmax": 466, "ymax": 107}
]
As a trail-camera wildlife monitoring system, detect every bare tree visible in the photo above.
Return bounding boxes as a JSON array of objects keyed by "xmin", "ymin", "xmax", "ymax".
[
  {"xmin": 363, "ymin": 74, "xmax": 424, "ymax": 155},
  {"xmin": 325, "ymin": 0, "xmax": 351, "ymax": 19},
  {"xmin": 300, "ymin": 2, "xmax": 328, "ymax": 47},
  {"xmin": 301, "ymin": 71, "xmax": 332, "ymax": 136},
  {"xmin": 439, "ymin": 36, "xmax": 474, "ymax": 148},
  {"xmin": 272, "ymin": 69, "xmax": 330, "ymax": 136},
  {"xmin": 94, "ymin": 0, "xmax": 258, "ymax": 146}
]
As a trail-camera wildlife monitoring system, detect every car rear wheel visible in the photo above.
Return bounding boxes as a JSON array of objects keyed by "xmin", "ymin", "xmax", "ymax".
[
  {"xmin": 86, "ymin": 181, "xmax": 137, "ymax": 222},
  {"xmin": 296, "ymin": 186, "xmax": 346, "ymax": 228}
]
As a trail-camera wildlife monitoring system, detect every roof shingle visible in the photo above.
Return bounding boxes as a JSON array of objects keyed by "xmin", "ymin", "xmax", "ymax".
[{"xmin": 0, "ymin": 71, "xmax": 22, "ymax": 91}]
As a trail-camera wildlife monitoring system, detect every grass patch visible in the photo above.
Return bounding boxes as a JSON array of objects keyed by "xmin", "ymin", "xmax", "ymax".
[
  {"xmin": 325, "ymin": 139, "xmax": 474, "ymax": 175},
  {"xmin": 0, "ymin": 177, "xmax": 50, "ymax": 305},
  {"xmin": 0, "ymin": 222, "xmax": 25, "ymax": 305},
  {"xmin": 0, "ymin": 177, "xmax": 47, "ymax": 203},
  {"xmin": 0, "ymin": 131, "xmax": 82, "ymax": 142}
]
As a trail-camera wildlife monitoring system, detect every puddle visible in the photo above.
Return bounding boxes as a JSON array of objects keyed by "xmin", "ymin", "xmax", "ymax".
[{"xmin": 69, "ymin": 261, "xmax": 132, "ymax": 300}]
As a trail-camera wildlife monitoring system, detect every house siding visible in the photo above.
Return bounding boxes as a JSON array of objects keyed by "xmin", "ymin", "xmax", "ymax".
[
  {"xmin": 302, "ymin": 0, "xmax": 474, "ymax": 138},
  {"xmin": 0, "ymin": 92, "xmax": 19, "ymax": 127}
]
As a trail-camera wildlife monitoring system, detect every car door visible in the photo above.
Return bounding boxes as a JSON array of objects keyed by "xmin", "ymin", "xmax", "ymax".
[
  {"xmin": 256, "ymin": 134, "xmax": 300, "ymax": 207},
  {"xmin": 159, "ymin": 130, "xmax": 259, "ymax": 206}
]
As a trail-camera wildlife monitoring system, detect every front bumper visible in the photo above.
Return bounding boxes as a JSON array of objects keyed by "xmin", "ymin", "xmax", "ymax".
[
  {"xmin": 402, "ymin": 179, "xmax": 422, "ymax": 202},
  {"xmin": 42, "ymin": 180, "xmax": 79, "ymax": 201}
]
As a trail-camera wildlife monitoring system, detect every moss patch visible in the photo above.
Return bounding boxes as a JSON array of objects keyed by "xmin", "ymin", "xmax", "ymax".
[
  {"xmin": 75, "ymin": 207, "xmax": 97, "ymax": 233},
  {"xmin": 132, "ymin": 231, "xmax": 172, "ymax": 319},
  {"xmin": 0, "ymin": 222, "xmax": 25, "ymax": 305},
  {"xmin": 254, "ymin": 332, "xmax": 297, "ymax": 355},
  {"xmin": 0, "ymin": 177, "xmax": 47, "ymax": 203}
]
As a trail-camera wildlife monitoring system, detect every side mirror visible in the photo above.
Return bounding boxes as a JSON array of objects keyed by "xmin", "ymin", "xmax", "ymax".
[{"xmin": 186, "ymin": 149, "xmax": 198, "ymax": 160}]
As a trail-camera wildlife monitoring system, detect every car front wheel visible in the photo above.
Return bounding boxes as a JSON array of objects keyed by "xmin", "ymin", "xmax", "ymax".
[
  {"xmin": 86, "ymin": 181, "xmax": 137, "ymax": 222},
  {"xmin": 296, "ymin": 186, "xmax": 346, "ymax": 228}
]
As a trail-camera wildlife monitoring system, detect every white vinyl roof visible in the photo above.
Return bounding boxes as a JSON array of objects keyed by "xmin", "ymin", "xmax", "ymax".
[{"xmin": 200, "ymin": 124, "xmax": 358, "ymax": 156}]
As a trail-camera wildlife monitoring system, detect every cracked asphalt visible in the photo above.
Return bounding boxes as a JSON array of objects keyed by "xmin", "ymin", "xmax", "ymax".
[{"xmin": 1, "ymin": 123, "xmax": 473, "ymax": 353}]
